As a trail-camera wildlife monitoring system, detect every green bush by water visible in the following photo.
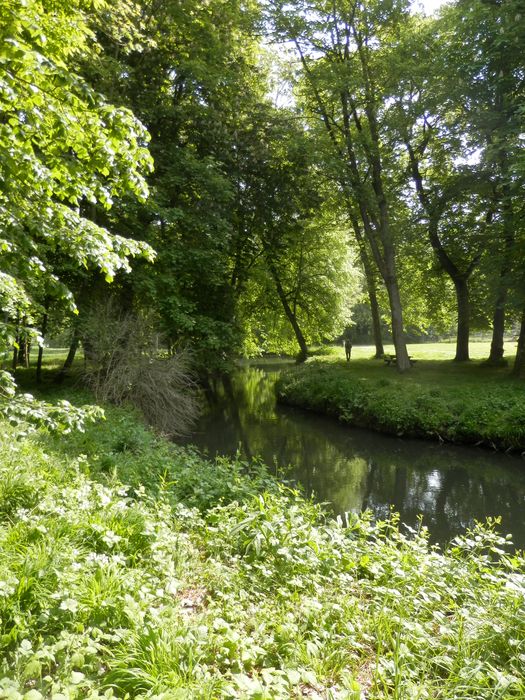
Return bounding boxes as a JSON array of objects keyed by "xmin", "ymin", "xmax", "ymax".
[
  {"xmin": 276, "ymin": 361, "xmax": 525, "ymax": 450},
  {"xmin": 0, "ymin": 401, "xmax": 524, "ymax": 698}
]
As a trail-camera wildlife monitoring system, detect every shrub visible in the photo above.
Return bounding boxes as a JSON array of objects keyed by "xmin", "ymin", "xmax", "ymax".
[{"xmin": 82, "ymin": 304, "xmax": 200, "ymax": 436}]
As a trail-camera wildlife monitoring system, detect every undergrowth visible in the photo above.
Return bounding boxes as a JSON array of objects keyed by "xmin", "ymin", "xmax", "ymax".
[
  {"xmin": 0, "ymin": 401, "xmax": 524, "ymax": 698},
  {"xmin": 276, "ymin": 361, "xmax": 525, "ymax": 451}
]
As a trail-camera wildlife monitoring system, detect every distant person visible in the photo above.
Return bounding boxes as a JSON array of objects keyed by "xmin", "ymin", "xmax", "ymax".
[{"xmin": 344, "ymin": 339, "xmax": 352, "ymax": 361}]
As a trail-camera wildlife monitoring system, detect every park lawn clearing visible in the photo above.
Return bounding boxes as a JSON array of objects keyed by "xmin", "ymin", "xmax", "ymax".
[
  {"xmin": 0, "ymin": 396, "xmax": 524, "ymax": 698},
  {"xmin": 276, "ymin": 342, "xmax": 525, "ymax": 451}
]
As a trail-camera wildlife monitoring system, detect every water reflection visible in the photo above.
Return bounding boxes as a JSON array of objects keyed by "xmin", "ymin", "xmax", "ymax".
[{"xmin": 182, "ymin": 366, "xmax": 525, "ymax": 548}]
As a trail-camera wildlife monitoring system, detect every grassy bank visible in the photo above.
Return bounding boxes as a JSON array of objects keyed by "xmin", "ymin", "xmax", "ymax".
[
  {"xmin": 276, "ymin": 342, "xmax": 525, "ymax": 451},
  {"xmin": 0, "ymin": 389, "xmax": 524, "ymax": 698}
]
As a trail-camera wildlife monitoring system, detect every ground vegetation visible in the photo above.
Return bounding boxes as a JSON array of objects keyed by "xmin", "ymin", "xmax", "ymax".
[
  {"xmin": 277, "ymin": 343, "xmax": 525, "ymax": 450},
  {"xmin": 0, "ymin": 392, "xmax": 523, "ymax": 698}
]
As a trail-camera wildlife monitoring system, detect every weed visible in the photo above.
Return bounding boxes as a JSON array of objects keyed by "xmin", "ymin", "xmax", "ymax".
[{"xmin": 0, "ymin": 398, "xmax": 523, "ymax": 698}]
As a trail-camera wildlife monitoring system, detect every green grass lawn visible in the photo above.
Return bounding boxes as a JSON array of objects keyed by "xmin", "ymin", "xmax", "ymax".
[
  {"xmin": 2, "ymin": 347, "xmax": 84, "ymax": 391},
  {"xmin": 277, "ymin": 341, "xmax": 525, "ymax": 451},
  {"xmin": 317, "ymin": 340, "xmax": 518, "ymax": 379},
  {"xmin": 347, "ymin": 340, "xmax": 517, "ymax": 362}
]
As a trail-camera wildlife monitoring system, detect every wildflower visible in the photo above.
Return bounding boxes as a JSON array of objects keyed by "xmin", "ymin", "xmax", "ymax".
[{"xmin": 60, "ymin": 598, "xmax": 79, "ymax": 613}]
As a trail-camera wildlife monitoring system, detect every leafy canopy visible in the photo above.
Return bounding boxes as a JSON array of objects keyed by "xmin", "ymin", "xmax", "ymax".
[
  {"xmin": 0, "ymin": 0, "xmax": 155, "ymax": 328},
  {"xmin": 0, "ymin": 0, "xmax": 155, "ymax": 429}
]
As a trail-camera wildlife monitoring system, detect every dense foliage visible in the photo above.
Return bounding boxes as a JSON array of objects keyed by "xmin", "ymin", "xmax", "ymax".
[
  {"xmin": 0, "ymin": 0, "xmax": 154, "ymax": 334},
  {"xmin": 2, "ymin": 0, "xmax": 524, "ymax": 372},
  {"xmin": 2, "ymin": 2, "xmax": 525, "ymax": 697},
  {"xmin": 0, "ymin": 404, "xmax": 523, "ymax": 698},
  {"xmin": 277, "ymin": 350, "xmax": 525, "ymax": 450}
]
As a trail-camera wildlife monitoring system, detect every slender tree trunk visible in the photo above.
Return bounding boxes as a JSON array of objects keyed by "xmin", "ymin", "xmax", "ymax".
[
  {"xmin": 486, "ymin": 70, "xmax": 515, "ymax": 364},
  {"xmin": 454, "ymin": 277, "xmax": 470, "ymax": 362},
  {"xmin": 385, "ymin": 272, "xmax": 410, "ymax": 370},
  {"xmin": 354, "ymin": 159, "xmax": 409, "ymax": 369},
  {"xmin": 269, "ymin": 263, "xmax": 308, "ymax": 363},
  {"xmin": 381, "ymin": 237, "xmax": 410, "ymax": 371},
  {"xmin": 357, "ymin": 241, "xmax": 384, "ymax": 358},
  {"xmin": 17, "ymin": 316, "xmax": 29, "ymax": 367},
  {"xmin": 368, "ymin": 275, "xmax": 384, "ymax": 359},
  {"xmin": 63, "ymin": 330, "xmax": 80, "ymax": 371},
  {"xmin": 348, "ymin": 212, "xmax": 384, "ymax": 358},
  {"xmin": 488, "ymin": 294, "xmax": 506, "ymax": 364},
  {"xmin": 347, "ymin": 172, "xmax": 408, "ymax": 369},
  {"xmin": 36, "ymin": 309, "xmax": 49, "ymax": 384},
  {"xmin": 512, "ymin": 309, "xmax": 525, "ymax": 379},
  {"xmin": 54, "ymin": 326, "xmax": 80, "ymax": 383},
  {"xmin": 487, "ymin": 192, "xmax": 513, "ymax": 365},
  {"xmin": 18, "ymin": 340, "xmax": 28, "ymax": 368},
  {"xmin": 12, "ymin": 312, "xmax": 20, "ymax": 370}
]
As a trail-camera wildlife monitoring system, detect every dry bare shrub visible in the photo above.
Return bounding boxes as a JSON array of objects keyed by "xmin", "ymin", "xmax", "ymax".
[{"xmin": 82, "ymin": 304, "xmax": 200, "ymax": 437}]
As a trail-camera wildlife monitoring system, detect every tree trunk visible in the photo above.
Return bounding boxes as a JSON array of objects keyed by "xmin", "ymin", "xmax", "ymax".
[
  {"xmin": 368, "ymin": 270, "xmax": 384, "ymax": 359},
  {"xmin": 269, "ymin": 263, "xmax": 308, "ymax": 363},
  {"xmin": 359, "ymin": 245, "xmax": 384, "ymax": 358},
  {"xmin": 485, "ymin": 65, "xmax": 515, "ymax": 365},
  {"xmin": 512, "ymin": 309, "xmax": 525, "ymax": 379},
  {"xmin": 17, "ymin": 316, "xmax": 29, "ymax": 367},
  {"xmin": 454, "ymin": 277, "xmax": 470, "ymax": 362},
  {"xmin": 54, "ymin": 326, "xmax": 80, "ymax": 383},
  {"xmin": 487, "ymin": 294, "xmax": 506, "ymax": 365},
  {"xmin": 487, "ymin": 189, "xmax": 513, "ymax": 365},
  {"xmin": 348, "ymin": 213, "xmax": 384, "ymax": 358},
  {"xmin": 349, "ymin": 177, "xmax": 408, "ymax": 369},
  {"xmin": 385, "ymin": 272, "xmax": 410, "ymax": 371},
  {"xmin": 17, "ymin": 340, "xmax": 27, "ymax": 367},
  {"xmin": 36, "ymin": 310, "xmax": 48, "ymax": 384},
  {"xmin": 63, "ymin": 330, "xmax": 80, "ymax": 371},
  {"xmin": 12, "ymin": 312, "xmax": 20, "ymax": 370}
]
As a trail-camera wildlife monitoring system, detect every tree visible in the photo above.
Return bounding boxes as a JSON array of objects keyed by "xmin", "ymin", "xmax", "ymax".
[
  {"xmin": 0, "ymin": 0, "xmax": 154, "ymax": 337},
  {"xmin": 399, "ymin": 1, "xmax": 525, "ymax": 364},
  {"xmin": 232, "ymin": 107, "xmax": 358, "ymax": 359},
  {"xmin": 0, "ymin": 0, "xmax": 154, "ymax": 425},
  {"xmin": 82, "ymin": 0, "xmax": 266, "ymax": 366},
  {"xmin": 269, "ymin": 0, "xmax": 413, "ymax": 369}
]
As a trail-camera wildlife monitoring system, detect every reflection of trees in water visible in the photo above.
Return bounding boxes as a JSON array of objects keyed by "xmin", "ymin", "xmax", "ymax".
[
  {"xmin": 222, "ymin": 374, "xmax": 252, "ymax": 459},
  {"xmin": 187, "ymin": 368, "xmax": 525, "ymax": 546},
  {"xmin": 232, "ymin": 369, "xmax": 277, "ymax": 421},
  {"xmin": 355, "ymin": 456, "xmax": 525, "ymax": 544}
]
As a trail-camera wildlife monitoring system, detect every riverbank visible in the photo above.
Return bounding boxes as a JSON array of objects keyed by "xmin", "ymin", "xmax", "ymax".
[
  {"xmin": 1, "ymin": 388, "xmax": 524, "ymax": 697},
  {"xmin": 276, "ymin": 346, "xmax": 525, "ymax": 452}
]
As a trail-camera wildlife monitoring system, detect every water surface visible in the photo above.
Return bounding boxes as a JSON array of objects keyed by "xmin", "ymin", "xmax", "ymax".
[{"xmin": 181, "ymin": 364, "xmax": 525, "ymax": 548}]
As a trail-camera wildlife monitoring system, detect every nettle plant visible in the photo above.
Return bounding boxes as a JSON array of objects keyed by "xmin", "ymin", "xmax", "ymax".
[{"xmin": 0, "ymin": 0, "xmax": 156, "ymax": 431}]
